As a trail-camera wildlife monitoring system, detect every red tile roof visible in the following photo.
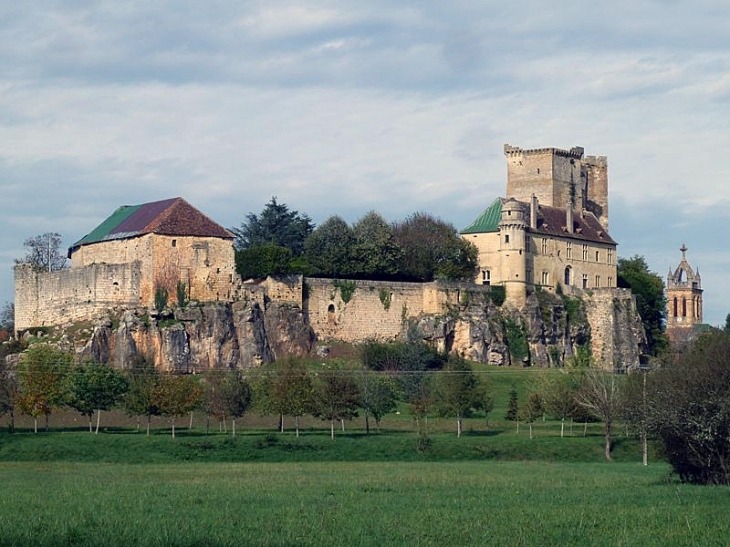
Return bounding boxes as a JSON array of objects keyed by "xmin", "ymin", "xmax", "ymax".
[{"xmin": 70, "ymin": 197, "xmax": 233, "ymax": 253}]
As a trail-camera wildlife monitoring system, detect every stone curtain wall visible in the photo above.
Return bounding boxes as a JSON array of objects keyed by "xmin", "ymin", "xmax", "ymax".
[
  {"xmin": 14, "ymin": 262, "xmax": 142, "ymax": 332},
  {"xmin": 304, "ymin": 278, "xmax": 491, "ymax": 343},
  {"xmin": 584, "ymin": 288, "xmax": 646, "ymax": 372},
  {"xmin": 305, "ymin": 278, "xmax": 428, "ymax": 343}
]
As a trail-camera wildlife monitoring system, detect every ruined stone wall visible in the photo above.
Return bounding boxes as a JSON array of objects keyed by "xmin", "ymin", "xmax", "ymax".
[
  {"xmin": 584, "ymin": 288, "xmax": 646, "ymax": 372},
  {"xmin": 14, "ymin": 262, "xmax": 142, "ymax": 332}
]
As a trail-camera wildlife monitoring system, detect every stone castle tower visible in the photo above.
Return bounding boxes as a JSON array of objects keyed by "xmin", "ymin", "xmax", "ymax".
[
  {"xmin": 504, "ymin": 145, "xmax": 609, "ymax": 230},
  {"xmin": 498, "ymin": 198, "xmax": 529, "ymax": 307},
  {"xmin": 666, "ymin": 244, "xmax": 703, "ymax": 330}
]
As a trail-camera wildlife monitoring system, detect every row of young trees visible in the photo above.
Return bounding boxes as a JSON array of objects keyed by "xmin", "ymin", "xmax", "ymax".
[
  {"xmin": 232, "ymin": 198, "xmax": 478, "ymax": 282},
  {"xmin": 0, "ymin": 342, "xmax": 497, "ymax": 440}
]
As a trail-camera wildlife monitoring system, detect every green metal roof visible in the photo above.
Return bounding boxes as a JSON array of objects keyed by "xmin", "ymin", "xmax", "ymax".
[
  {"xmin": 72, "ymin": 204, "xmax": 142, "ymax": 248},
  {"xmin": 460, "ymin": 198, "xmax": 502, "ymax": 234}
]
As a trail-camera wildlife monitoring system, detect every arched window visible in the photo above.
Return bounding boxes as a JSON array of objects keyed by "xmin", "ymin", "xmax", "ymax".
[
  {"xmin": 327, "ymin": 304, "xmax": 336, "ymax": 325},
  {"xmin": 673, "ymin": 297, "xmax": 678, "ymax": 318},
  {"xmin": 564, "ymin": 267, "xmax": 572, "ymax": 286}
]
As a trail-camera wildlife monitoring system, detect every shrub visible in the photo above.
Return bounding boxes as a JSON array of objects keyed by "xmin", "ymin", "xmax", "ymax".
[
  {"xmin": 647, "ymin": 331, "xmax": 730, "ymax": 484},
  {"xmin": 154, "ymin": 286, "xmax": 169, "ymax": 313}
]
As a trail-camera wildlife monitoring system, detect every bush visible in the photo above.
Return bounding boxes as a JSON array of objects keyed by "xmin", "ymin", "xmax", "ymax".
[{"xmin": 648, "ymin": 331, "xmax": 730, "ymax": 484}]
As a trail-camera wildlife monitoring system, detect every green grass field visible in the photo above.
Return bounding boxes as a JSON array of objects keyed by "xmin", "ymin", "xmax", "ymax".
[
  {"xmin": 0, "ymin": 458, "xmax": 727, "ymax": 547},
  {"xmin": 0, "ymin": 366, "xmax": 726, "ymax": 546}
]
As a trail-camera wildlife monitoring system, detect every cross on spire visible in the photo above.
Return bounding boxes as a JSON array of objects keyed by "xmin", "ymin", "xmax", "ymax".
[{"xmin": 680, "ymin": 243, "xmax": 688, "ymax": 259}]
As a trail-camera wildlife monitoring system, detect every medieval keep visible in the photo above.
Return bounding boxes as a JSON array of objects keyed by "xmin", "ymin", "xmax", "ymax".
[{"xmin": 461, "ymin": 144, "xmax": 617, "ymax": 306}]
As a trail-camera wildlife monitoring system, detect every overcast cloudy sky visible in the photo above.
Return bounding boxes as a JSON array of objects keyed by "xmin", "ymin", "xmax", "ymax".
[{"xmin": 1, "ymin": 1, "xmax": 729, "ymax": 325}]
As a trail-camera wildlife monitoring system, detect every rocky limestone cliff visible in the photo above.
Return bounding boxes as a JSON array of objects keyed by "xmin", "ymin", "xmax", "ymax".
[
  {"xmin": 411, "ymin": 288, "xmax": 645, "ymax": 371},
  {"xmin": 82, "ymin": 300, "xmax": 315, "ymax": 371}
]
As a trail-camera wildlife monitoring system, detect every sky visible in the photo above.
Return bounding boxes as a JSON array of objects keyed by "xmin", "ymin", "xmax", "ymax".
[{"xmin": 1, "ymin": 1, "xmax": 729, "ymax": 325}]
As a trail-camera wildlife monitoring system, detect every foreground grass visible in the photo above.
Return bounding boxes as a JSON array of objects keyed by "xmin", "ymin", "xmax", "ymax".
[{"xmin": 0, "ymin": 460, "xmax": 726, "ymax": 546}]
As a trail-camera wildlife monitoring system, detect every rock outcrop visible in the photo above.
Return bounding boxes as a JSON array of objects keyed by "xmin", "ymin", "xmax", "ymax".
[
  {"xmin": 81, "ymin": 300, "xmax": 315, "ymax": 371},
  {"xmin": 410, "ymin": 288, "xmax": 645, "ymax": 371}
]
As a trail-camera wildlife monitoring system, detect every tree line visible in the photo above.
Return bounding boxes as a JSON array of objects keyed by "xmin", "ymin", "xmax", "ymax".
[
  {"xmin": 232, "ymin": 197, "xmax": 478, "ymax": 282},
  {"xmin": 3, "ymin": 331, "xmax": 730, "ymax": 485}
]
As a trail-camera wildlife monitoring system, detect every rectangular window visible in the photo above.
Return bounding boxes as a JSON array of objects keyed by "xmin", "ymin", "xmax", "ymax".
[
  {"xmin": 482, "ymin": 270, "xmax": 491, "ymax": 286},
  {"xmin": 582, "ymin": 274, "xmax": 588, "ymax": 289},
  {"xmin": 526, "ymin": 269, "xmax": 532, "ymax": 283},
  {"xmin": 582, "ymin": 245, "xmax": 588, "ymax": 261},
  {"xmin": 595, "ymin": 275, "xmax": 601, "ymax": 288},
  {"xmin": 542, "ymin": 271, "xmax": 549, "ymax": 285},
  {"xmin": 505, "ymin": 234, "xmax": 510, "ymax": 244},
  {"xmin": 595, "ymin": 250, "xmax": 600, "ymax": 262},
  {"xmin": 566, "ymin": 242, "xmax": 572, "ymax": 259},
  {"xmin": 172, "ymin": 239, "xmax": 177, "ymax": 248},
  {"xmin": 607, "ymin": 249, "xmax": 613, "ymax": 264},
  {"xmin": 542, "ymin": 238, "xmax": 548, "ymax": 254},
  {"xmin": 525, "ymin": 236, "xmax": 531, "ymax": 252},
  {"xmin": 608, "ymin": 276, "xmax": 613, "ymax": 287}
]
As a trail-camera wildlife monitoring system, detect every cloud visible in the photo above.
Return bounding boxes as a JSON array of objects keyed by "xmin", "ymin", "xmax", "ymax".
[{"xmin": 1, "ymin": 1, "xmax": 729, "ymax": 325}]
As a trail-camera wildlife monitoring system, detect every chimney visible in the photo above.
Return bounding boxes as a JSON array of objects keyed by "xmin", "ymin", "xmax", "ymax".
[
  {"xmin": 566, "ymin": 202, "xmax": 574, "ymax": 234},
  {"xmin": 530, "ymin": 194, "xmax": 538, "ymax": 229}
]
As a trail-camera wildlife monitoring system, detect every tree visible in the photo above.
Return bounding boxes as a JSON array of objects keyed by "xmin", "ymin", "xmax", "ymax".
[
  {"xmin": 360, "ymin": 371, "xmax": 400, "ymax": 434},
  {"xmin": 431, "ymin": 357, "xmax": 485, "ymax": 437},
  {"xmin": 232, "ymin": 197, "xmax": 313, "ymax": 256},
  {"xmin": 618, "ymin": 256, "xmax": 668, "ymax": 356},
  {"xmin": 540, "ymin": 373, "xmax": 580, "ymax": 438},
  {"xmin": 66, "ymin": 361, "xmax": 129, "ymax": 434},
  {"xmin": 0, "ymin": 302, "xmax": 14, "ymax": 336},
  {"xmin": 505, "ymin": 384, "xmax": 519, "ymax": 423},
  {"xmin": 576, "ymin": 370, "xmax": 625, "ymax": 461},
  {"xmin": 304, "ymin": 216, "xmax": 356, "ymax": 278},
  {"xmin": 235, "ymin": 243, "xmax": 293, "ymax": 280},
  {"xmin": 0, "ymin": 354, "xmax": 18, "ymax": 432},
  {"xmin": 520, "ymin": 391, "xmax": 544, "ymax": 439},
  {"xmin": 218, "ymin": 370, "xmax": 252, "ymax": 437},
  {"xmin": 153, "ymin": 374, "xmax": 202, "ymax": 438},
  {"xmin": 392, "ymin": 213, "xmax": 478, "ymax": 281},
  {"xmin": 16, "ymin": 345, "xmax": 72, "ymax": 432},
  {"xmin": 350, "ymin": 211, "xmax": 404, "ymax": 279},
  {"xmin": 313, "ymin": 367, "xmax": 360, "ymax": 440},
  {"xmin": 124, "ymin": 356, "xmax": 161, "ymax": 436},
  {"xmin": 268, "ymin": 359, "xmax": 315, "ymax": 437},
  {"xmin": 645, "ymin": 331, "xmax": 730, "ymax": 484},
  {"xmin": 15, "ymin": 232, "xmax": 68, "ymax": 272}
]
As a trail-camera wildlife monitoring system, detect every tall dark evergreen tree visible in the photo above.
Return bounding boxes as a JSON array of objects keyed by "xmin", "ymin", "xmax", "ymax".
[{"xmin": 232, "ymin": 197, "xmax": 314, "ymax": 256}]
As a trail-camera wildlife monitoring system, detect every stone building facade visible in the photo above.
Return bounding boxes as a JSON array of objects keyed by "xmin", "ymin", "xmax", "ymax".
[{"xmin": 462, "ymin": 144, "xmax": 618, "ymax": 307}]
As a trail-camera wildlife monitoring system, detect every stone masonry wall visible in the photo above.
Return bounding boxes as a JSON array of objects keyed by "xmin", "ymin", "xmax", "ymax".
[
  {"xmin": 584, "ymin": 288, "xmax": 646, "ymax": 372},
  {"xmin": 304, "ymin": 277, "xmax": 491, "ymax": 343},
  {"xmin": 14, "ymin": 262, "xmax": 142, "ymax": 332}
]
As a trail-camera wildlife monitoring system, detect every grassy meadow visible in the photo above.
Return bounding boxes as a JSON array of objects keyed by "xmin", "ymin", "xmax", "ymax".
[{"xmin": 0, "ymin": 366, "xmax": 727, "ymax": 546}]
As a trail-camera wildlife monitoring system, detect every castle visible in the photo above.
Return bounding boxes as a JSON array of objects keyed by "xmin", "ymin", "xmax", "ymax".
[
  {"xmin": 461, "ymin": 145, "xmax": 617, "ymax": 307},
  {"xmin": 13, "ymin": 145, "xmax": 645, "ymax": 371}
]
